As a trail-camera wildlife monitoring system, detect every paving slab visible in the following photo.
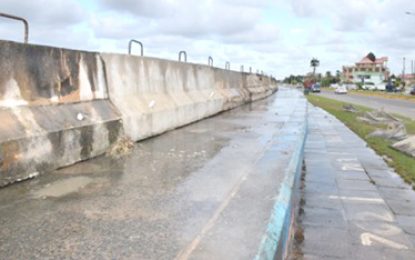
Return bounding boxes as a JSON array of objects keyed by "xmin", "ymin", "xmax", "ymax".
[
  {"xmin": 342, "ymin": 201, "xmax": 395, "ymax": 222},
  {"xmin": 337, "ymin": 179, "xmax": 377, "ymax": 191},
  {"xmin": 303, "ymin": 193, "xmax": 344, "ymax": 211},
  {"xmin": 302, "ymin": 206, "xmax": 347, "ymax": 228},
  {"xmin": 371, "ymin": 176, "xmax": 409, "ymax": 189},
  {"xmin": 336, "ymin": 170, "xmax": 371, "ymax": 181},
  {"xmin": 395, "ymin": 215, "xmax": 415, "ymax": 235},
  {"xmin": 290, "ymin": 104, "xmax": 415, "ymax": 259},
  {"xmin": 348, "ymin": 245, "xmax": 415, "ymax": 260},
  {"xmin": 385, "ymin": 199, "xmax": 415, "ymax": 216},
  {"xmin": 379, "ymin": 187, "xmax": 415, "ymax": 203},
  {"xmin": 301, "ymin": 226, "xmax": 350, "ymax": 258},
  {"xmin": 347, "ymin": 221, "xmax": 413, "ymax": 249}
]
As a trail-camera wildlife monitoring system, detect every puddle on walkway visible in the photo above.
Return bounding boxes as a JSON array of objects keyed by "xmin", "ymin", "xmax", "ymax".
[{"xmin": 32, "ymin": 176, "xmax": 94, "ymax": 199}]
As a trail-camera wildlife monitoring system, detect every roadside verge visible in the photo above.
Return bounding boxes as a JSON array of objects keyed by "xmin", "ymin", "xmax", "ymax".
[{"xmin": 307, "ymin": 94, "xmax": 415, "ymax": 186}]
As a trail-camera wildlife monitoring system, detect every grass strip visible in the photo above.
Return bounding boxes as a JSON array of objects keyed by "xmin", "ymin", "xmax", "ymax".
[{"xmin": 307, "ymin": 94, "xmax": 415, "ymax": 186}]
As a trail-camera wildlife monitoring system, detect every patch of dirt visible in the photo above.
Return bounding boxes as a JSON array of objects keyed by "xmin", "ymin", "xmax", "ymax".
[
  {"xmin": 287, "ymin": 162, "xmax": 306, "ymax": 260},
  {"xmin": 343, "ymin": 104, "xmax": 358, "ymax": 113},
  {"xmin": 106, "ymin": 136, "xmax": 134, "ymax": 158}
]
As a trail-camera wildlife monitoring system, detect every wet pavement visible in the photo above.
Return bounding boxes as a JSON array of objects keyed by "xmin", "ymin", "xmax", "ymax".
[
  {"xmin": 0, "ymin": 88, "xmax": 307, "ymax": 259},
  {"xmin": 292, "ymin": 105, "xmax": 415, "ymax": 259}
]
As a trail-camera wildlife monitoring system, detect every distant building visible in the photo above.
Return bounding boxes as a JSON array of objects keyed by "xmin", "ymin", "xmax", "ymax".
[
  {"xmin": 342, "ymin": 53, "xmax": 390, "ymax": 85},
  {"xmin": 399, "ymin": 73, "xmax": 415, "ymax": 86}
]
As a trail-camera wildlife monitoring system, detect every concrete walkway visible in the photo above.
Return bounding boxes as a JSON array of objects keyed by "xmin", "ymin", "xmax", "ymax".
[
  {"xmin": 0, "ymin": 89, "xmax": 306, "ymax": 259},
  {"xmin": 293, "ymin": 105, "xmax": 415, "ymax": 259}
]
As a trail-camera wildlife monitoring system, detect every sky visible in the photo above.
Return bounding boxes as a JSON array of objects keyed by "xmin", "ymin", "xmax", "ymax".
[{"xmin": 1, "ymin": 0, "xmax": 415, "ymax": 79}]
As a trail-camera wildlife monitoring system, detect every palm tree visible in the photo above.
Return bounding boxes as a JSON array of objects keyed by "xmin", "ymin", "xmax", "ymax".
[
  {"xmin": 310, "ymin": 58, "xmax": 320, "ymax": 78},
  {"xmin": 366, "ymin": 52, "xmax": 376, "ymax": 62}
]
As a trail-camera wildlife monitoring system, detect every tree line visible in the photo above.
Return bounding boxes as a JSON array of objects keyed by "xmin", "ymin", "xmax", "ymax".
[{"xmin": 283, "ymin": 71, "xmax": 341, "ymax": 86}]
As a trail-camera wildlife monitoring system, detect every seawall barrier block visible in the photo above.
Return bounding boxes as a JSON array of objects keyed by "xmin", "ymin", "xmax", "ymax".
[{"xmin": 0, "ymin": 40, "xmax": 277, "ymax": 186}]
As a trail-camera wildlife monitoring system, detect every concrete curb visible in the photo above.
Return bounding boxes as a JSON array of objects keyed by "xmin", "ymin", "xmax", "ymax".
[{"xmin": 254, "ymin": 102, "xmax": 308, "ymax": 260}]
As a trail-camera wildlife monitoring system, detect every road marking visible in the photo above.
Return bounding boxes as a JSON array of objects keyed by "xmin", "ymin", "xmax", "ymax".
[
  {"xmin": 336, "ymin": 158, "xmax": 358, "ymax": 162},
  {"xmin": 355, "ymin": 222, "xmax": 402, "ymax": 237},
  {"xmin": 361, "ymin": 232, "xmax": 408, "ymax": 250},
  {"xmin": 356, "ymin": 211, "xmax": 394, "ymax": 222},
  {"xmin": 174, "ymin": 130, "xmax": 286, "ymax": 259},
  {"xmin": 336, "ymin": 157, "xmax": 365, "ymax": 171},
  {"xmin": 329, "ymin": 195, "xmax": 384, "ymax": 203},
  {"xmin": 341, "ymin": 163, "xmax": 365, "ymax": 171},
  {"xmin": 174, "ymin": 169, "xmax": 249, "ymax": 260}
]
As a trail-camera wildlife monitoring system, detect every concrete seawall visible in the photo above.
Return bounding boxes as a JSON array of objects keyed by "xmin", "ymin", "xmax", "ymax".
[
  {"xmin": 102, "ymin": 54, "xmax": 276, "ymax": 141},
  {"xmin": 0, "ymin": 40, "xmax": 277, "ymax": 186},
  {"xmin": 0, "ymin": 40, "xmax": 123, "ymax": 187}
]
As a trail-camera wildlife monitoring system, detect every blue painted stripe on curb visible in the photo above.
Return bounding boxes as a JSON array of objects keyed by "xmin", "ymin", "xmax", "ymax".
[{"xmin": 254, "ymin": 103, "xmax": 308, "ymax": 260}]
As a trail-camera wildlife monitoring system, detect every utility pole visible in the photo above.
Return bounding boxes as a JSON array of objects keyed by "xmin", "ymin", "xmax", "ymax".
[{"xmin": 402, "ymin": 57, "xmax": 406, "ymax": 89}]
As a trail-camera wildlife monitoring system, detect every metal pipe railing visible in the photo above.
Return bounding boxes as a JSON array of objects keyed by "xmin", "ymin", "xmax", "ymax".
[
  {"xmin": 225, "ymin": 61, "xmax": 230, "ymax": 70},
  {"xmin": 179, "ymin": 51, "xmax": 187, "ymax": 62},
  {"xmin": 208, "ymin": 56, "xmax": 213, "ymax": 67},
  {"xmin": 0, "ymin": 12, "xmax": 29, "ymax": 43},
  {"xmin": 128, "ymin": 39, "xmax": 144, "ymax": 56}
]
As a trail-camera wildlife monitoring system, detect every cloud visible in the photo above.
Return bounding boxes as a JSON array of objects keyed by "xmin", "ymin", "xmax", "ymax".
[
  {"xmin": 0, "ymin": 0, "xmax": 283, "ymax": 77},
  {"xmin": 283, "ymin": 0, "xmax": 415, "ymax": 76},
  {"xmin": 0, "ymin": 0, "xmax": 87, "ymax": 48},
  {"xmin": 100, "ymin": 0, "xmax": 175, "ymax": 18},
  {"xmin": 3, "ymin": 0, "xmax": 415, "ymax": 78},
  {"xmin": 97, "ymin": 0, "xmax": 267, "ymax": 39},
  {"xmin": 221, "ymin": 23, "xmax": 280, "ymax": 44},
  {"xmin": 367, "ymin": 1, "xmax": 415, "ymax": 49},
  {"xmin": 0, "ymin": 0, "xmax": 85, "ymax": 26},
  {"xmin": 89, "ymin": 0, "xmax": 281, "ymax": 73}
]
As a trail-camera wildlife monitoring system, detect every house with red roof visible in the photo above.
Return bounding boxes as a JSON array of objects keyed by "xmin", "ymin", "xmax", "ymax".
[{"xmin": 342, "ymin": 53, "xmax": 390, "ymax": 85}]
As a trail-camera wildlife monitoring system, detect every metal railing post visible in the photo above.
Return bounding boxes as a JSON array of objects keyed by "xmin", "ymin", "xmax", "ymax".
[
  {"xmin": 208, "ymin": 56, "xmax": 213, "ymax": 67},
  {"xmin": 225, "ymin": 61, "xmax": 230, "ymax": 70},
  {"xmin": 240, "ymin": 65, "xmax": 244, "ymax": 72},
  {"xmin": 179, "ymin": 51, "xmax": 187, "ymax": 62},
  {"xmin": 249, "ymin": 67, "xmax": 252, "ymax": 73},
  {"xmin": 128, "ymin": 40, "xmax": 144, "ymax": 56},
  {"xmin": 0, "ymin": 12, "xmax": 29, "ymax": 43}
]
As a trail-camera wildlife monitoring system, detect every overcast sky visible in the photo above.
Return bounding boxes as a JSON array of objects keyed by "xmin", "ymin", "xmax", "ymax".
[{"xmin": 1, "ymin": 0, "xmax": 415, "ymax": 78}]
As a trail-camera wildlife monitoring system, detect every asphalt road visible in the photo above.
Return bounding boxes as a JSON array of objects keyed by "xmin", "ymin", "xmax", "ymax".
[
  {"xmin": 0, "ymin": 88, "xmax": 307, "ymax": 259},
  {"xmin": 318, "ymin": 90, "xmax": 415, "ymax": 120}
]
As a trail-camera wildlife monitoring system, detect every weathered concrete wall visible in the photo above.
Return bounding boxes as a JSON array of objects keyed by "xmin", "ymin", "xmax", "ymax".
[
  {"xmin": 0, "ymin": 40, "xmax": 277, "ymax": 186},
  {"xmin": 0, "ymin": 41, "xmax": 108, "ymax": 105},
  {"xmin": 0, "ymin": 41, "xmax": 122, "ymax": 186},
  {"xmin": 102, "ymin": 54, "xmax": 277, "ymax": 141}
]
